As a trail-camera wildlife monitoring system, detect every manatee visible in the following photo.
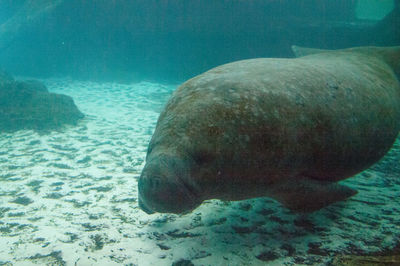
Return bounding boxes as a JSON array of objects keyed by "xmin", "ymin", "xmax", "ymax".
[{"xmin": 138, "ymin": 46, "xmax": 400, "ymax": 214}]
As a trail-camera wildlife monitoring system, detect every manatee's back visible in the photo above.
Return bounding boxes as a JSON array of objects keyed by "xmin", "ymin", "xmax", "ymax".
[
  {"xmin": 151, "ymin": 52, "xmax": 400, "ymax": 189},
  {"xmin": 289, "ymin": 47, "xmax": 400, "ymax": 180}
]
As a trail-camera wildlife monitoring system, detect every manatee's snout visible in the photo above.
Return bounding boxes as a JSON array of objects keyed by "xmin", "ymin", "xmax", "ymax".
[{"xmin": 138, "ymin": 154, "xmax": 200, "ymax": 214}]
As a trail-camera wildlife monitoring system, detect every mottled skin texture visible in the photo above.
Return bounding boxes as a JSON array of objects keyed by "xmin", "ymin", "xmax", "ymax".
[{"xmin": 139, "ymin": 46, "xmax": 400, "ymax": 214}]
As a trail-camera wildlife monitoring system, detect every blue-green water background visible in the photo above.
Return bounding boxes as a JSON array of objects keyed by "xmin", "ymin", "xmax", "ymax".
[{"xmin": 0, "ymin": 0, "xmax": 399, "ymax": 83}]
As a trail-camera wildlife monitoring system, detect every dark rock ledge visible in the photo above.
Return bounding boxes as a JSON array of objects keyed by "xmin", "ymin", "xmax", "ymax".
[{"xmin": 0, "ymin": 71, "xmax": 83, "ymax": 132}]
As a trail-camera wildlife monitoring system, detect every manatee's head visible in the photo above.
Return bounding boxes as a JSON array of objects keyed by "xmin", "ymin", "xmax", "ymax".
[{"xmin": 138, "ymin": 153, "xmax": 201, "ymax": 214}]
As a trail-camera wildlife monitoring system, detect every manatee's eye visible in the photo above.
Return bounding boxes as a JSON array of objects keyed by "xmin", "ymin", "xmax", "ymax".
[{"xmin": 193, "ymin": 151, "xmax": 215, "ymax": 165}]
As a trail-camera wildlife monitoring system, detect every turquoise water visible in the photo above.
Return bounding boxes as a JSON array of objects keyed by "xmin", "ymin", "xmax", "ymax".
[{"xmin": 0, "ymin": 1, "xmax": 399, "ymax": 265}]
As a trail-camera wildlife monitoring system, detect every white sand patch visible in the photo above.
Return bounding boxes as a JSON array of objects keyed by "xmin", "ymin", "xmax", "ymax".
[{"xmin": 0, "ymin": 78, "xmax": 399, "ymax": 265}]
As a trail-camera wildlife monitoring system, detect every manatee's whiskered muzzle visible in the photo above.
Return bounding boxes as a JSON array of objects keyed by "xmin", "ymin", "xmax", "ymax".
[
  {"xmin": 138, "ymin": 154, "xmax": 201, "ymax": 214},
  {"xmin": 138, "ymin": 196, "xmax": 155, "ymax": 214}
]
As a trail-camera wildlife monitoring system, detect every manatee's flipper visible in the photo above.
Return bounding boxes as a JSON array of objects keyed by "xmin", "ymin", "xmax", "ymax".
[
  {"xmin": 270, "ymin": 178, "xmax": 357, "ymax": 212},
  {"xmin": 291, "ymin": 45, "xmax": 332, "ymax": 58}
]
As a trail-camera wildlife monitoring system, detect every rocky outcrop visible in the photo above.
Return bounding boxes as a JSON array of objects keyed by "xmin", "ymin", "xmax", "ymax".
[{"xmin": 0, "ymin": 71, "xmax": 83, "ymax": 132}]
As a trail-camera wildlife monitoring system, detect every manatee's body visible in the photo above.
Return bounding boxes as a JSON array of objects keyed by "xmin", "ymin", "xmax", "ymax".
[{"xmin": 138, "ymin": 46, "xmax": 400, "ymax": 214}]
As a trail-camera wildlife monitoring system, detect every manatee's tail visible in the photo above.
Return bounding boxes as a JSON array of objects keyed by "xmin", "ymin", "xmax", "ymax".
[{"xmin": 291, "ymin": 45, "xmax": 400, "ymax": 80}]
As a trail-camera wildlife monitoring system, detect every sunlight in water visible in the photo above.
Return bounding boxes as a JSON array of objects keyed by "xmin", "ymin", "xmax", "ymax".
[{"xmin": 355, "ymin": 0, "xmax": 394, "ymax": 20}]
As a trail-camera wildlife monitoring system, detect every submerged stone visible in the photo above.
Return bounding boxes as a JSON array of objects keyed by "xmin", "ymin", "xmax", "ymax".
[
  {"xmin": 256, "ymin": 250, "xmax": 280, "ymax": 262},
  {"xmin": 332, "ymin": 255, "xmax": 400, "ymax": 265},
  {"xmin": 10, "ymin": 196, "xmax": 33, "ymax": 206},
  {"xmin": 172, "ymin": 259, "xmax": 194, "ymax": 266},
  {"xmin": 0, "ymin": 70, "xmax": 83, "ymax": 132}
]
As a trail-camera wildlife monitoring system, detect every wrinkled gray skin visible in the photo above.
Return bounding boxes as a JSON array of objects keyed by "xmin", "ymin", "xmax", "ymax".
[{"xmin": 139, "ymin": 46, "xmax": 400, "ymax": 214}]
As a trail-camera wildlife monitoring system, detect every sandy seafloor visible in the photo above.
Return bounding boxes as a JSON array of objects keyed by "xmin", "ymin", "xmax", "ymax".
[{"xmin": 0, "ymin": 79, "xmax": 400, "ymax": 266}]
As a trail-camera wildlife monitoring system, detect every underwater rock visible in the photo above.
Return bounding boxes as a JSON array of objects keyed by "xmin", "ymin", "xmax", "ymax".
[
  {"xmin": 171, "ymin": 259, "xmax": 194, "ymax": 266},
  {"xmin": 157, "ymin": 243, "xmax": 170, "ymax": 250},
  {"xmin": 138, "ymin": 46, "xmax": 400, "ymax": 214},
  {"xmin": 331, "ymin": 255, "xmax": 400, "ymax": 265},
  {"xmin": 256, "ymin": 250, "xmax": 279, "ymax": 262},
  {"xmin": 333, "ymin": 240, "xmax": 400, "ymax": 265},
  {"xmin": 0, "ymin": 71, "xmax": 83, "ymax": 132}
]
